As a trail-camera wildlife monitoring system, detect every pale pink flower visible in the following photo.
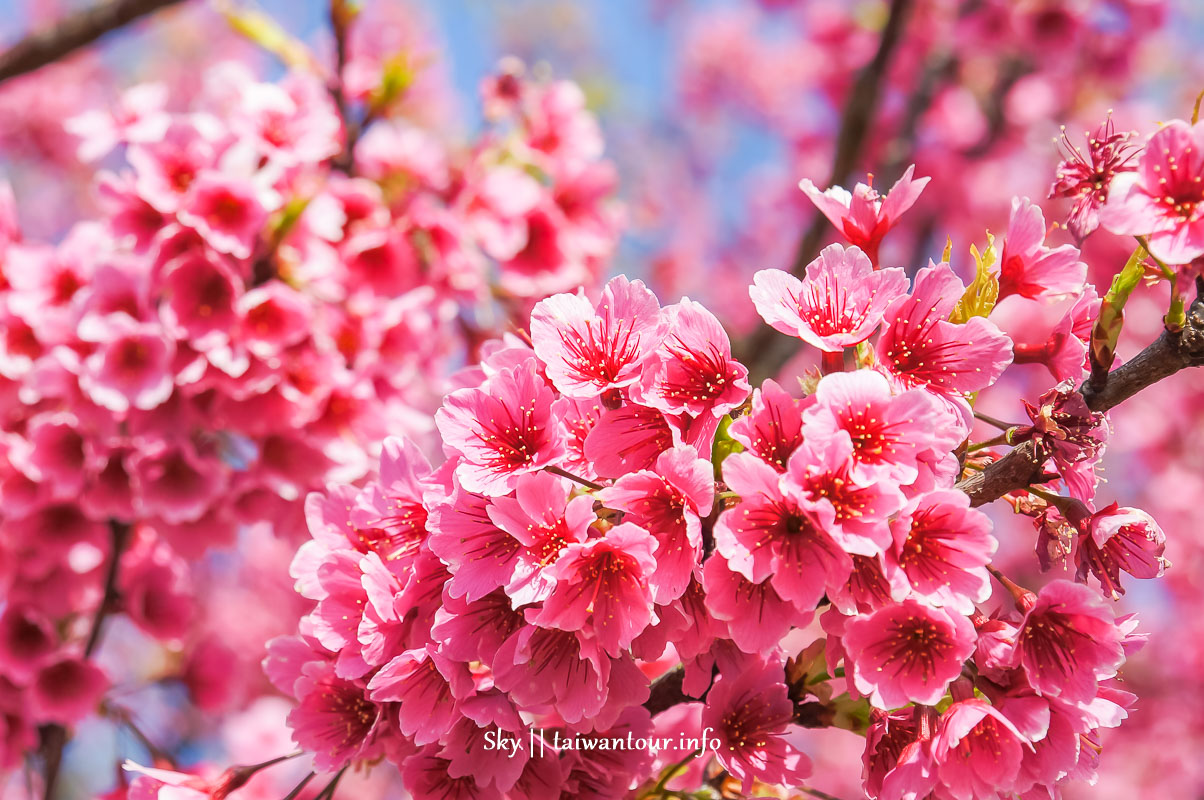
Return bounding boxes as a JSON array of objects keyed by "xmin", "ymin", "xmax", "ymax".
[
  {"xmin": 534, "ymin": 522, "xmax": 658, "ymax": 655},
  {"xmin": 1012, "ymin": 580, "xmax": 1125, "ymax": 703},
  {"xmin": 998, "ymin": 197, "xmax": 1086, "ymax": 300},
  {"xmin": 436, "ymin": 360, "xmax": 566, "ymax": 496},
  {"xmin": 843, "ymin": 599, "xmax": 977, "ymax": 708},
  {"xmin": 1100, "ymin": 119, "xmax": 1204, "ymax": 264},
  {"xmin": 599, "ymin": 445, "xmax": 714, "ymax": 602},
  {"xmin": 531, "ymin": 275, "xmax": 666, "ymax": 398},
  {"xmin": 877, "ymin": 263, "xmax": 1013, "ymax": 397},
  {"xmin": 750, "ymin": 244, "xmax": 907, "ymax": 351},
  {"xmin": 889, "ymin": 490, "xmax": 997, "ymax": 615},
  {"xmin": 799, "ymin": 165, "xmax": 930, "ymax": 265}
]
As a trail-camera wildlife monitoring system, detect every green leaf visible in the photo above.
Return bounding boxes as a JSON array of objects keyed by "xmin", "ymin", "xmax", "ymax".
[
  {"xmin": 1091, "ymin": 244, "xmax": 1147, "ymax": 374},
  {"xmin": 218, "ymin": 2, "xmax": 318, "ymax": 71}
]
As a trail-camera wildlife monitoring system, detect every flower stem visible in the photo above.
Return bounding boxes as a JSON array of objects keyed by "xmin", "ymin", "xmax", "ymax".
[{"xmin": 544, "ymin": 465, "xmax": 604, "ymax": 491}]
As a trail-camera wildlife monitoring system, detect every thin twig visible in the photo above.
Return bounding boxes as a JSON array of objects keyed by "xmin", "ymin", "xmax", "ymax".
[
  {"xmin": 0, "ymin": 0, "xmax": 186, "ymax": 85},
  {"xmin": 281, "ymin": 772, "xmax": 316, "ymax": 800},
  {"xmin": 85, "ymin": 520, "xmax": 132, "ymax": 658},
  {"xmin": 741, "ymin": 0, "xmax": 915, "ymax": 379},
  {"xmin": 543, "ymin": 464, "xmax": 605, "ymax": 491}
]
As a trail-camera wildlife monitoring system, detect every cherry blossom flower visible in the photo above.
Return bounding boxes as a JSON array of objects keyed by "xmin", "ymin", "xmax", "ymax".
[
  {"xmin": 1100, "ymin": 119, "xmax": 1204, "ymax": 264},
  {"xmin": 843, "ymin": 599, "xmax": 977, "ymax": 708},
  {"xmin": 750, "ymin": 244, "xmax": 907, "ymax": 351},
  {"xmin": 998, "ymin": 197, "xmax": 1086, "ymax": 300},
  {"xmin": 799, "ymin": 165, "xmax": 930, "ymax": 266}
]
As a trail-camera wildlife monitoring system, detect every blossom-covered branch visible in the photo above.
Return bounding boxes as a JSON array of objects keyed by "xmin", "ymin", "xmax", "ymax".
[
  {"xmin": 958, "ymin": 282, "xmax": 1204, "ymax": 506},
  {"xmin": 0, "ymin": 0, "xmax": 186, "ymax": 84}
]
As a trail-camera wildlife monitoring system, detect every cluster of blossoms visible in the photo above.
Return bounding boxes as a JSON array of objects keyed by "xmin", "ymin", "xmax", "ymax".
[
  {"xmin": 249, "ymin": 158, "xmax": 1170, "ymax": 799},
  {"xmin": 0, "ymin": 48, "xmax": 618, "ymax": 776}
]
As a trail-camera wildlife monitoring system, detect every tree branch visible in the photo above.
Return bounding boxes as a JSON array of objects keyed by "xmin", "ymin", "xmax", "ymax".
[
  {"xmin": 957, "ymin": 287, "xmax": 1204, "ymax": 507},
  {"xmin": 0, "ymin": 0, "xmax": 186, "ymax": 85},
  {"xmin": 741, "ymin": 0, "xmax": 914, "ymax": 379}
]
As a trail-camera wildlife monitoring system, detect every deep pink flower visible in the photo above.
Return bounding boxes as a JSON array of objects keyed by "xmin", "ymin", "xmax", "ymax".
[
  {"xmin": 862, "ymin": 710, "xmax": 937, "ymax": 800},
  {"xmin": 238, "ymin": 281, "xmax": 312, "ymax": 358},
  {"xmin": 367, "ymin": 647, "xmax": 472, "ymax": 746},
  {"xmin": 701, "ymin": 554, "xmax": 812, "ymax": 655},
  {"xmin": 727, "ymin": 378, "xmax": 806, "ymax": 472},
  {"xmin": 998, "ymin": 197, "xmax": 1086, "ymax": 300},
  {"xmin": 428, "ymin": 485, "xmax": 524, "ymax": 603},
  {"xmin": 827, "ymin": 553, "xmax": 910, "ymax": 616},
  {"xmin": 1049, "ymin": 116, "xmax": 1138, "ymax": 241},
  {"xmin": 10, "ymin": 412, "xmax": 91, "ymax": 498},
  {"xmin": 77, "ymin": 313, "xmax": 175, "ymax": 413},
  {"xmin": 342, "ymin": 226, "xmax": 420, "ymax": 297},
  {"xmin": 799, "ymin": 165, "xmax": 930, "ymax": 266},
  {"xmin": 119, "ymin": 532, "xmax": 195, "ymax": 642},
  {"xmin": 1100, "ymin": 119, "xmax": 1204, "ymax": 264},
  {"xmin": 436, "ymin": 360, "xmax": 566, "ymax": 496},
  {"xmin": 843, "ymin": 599, "xmax": 977, "ymax": 708},
  {"xmin": 531, "ymin": 275, "xmax": 666, "ymax": 398},
  {"xmin": 0, "ymin": 604, "xmax": 57, "ymax": 681},
  {"xmin": 1012, "ymin": 580, "xmax": 1125, "ymax": 703},
  {"xmin": 127, "ymin": 117, "xmax": 220, "ymax": 214},
  {"xmin": 1076, "ymin": 504, "xmax": 1168, "ymax": 597},
  {"xmin": 889, "ymin": 490, "xmax": 997, "ymax": 615},
  {"xmin": 491, "ymin": 624, "xmax": 609, "ymax": 723},
  {"xmin": 461, "ymin": 164, "xmax": 543, "ymax": 260},
  {"xmin": 130, "ymin": 439, "xmax": 228, "ymax": 524},
  {"xmin": 785, "ymin": 431, "xmax": 906, "ymax": 556},
  {"xmin": 287, "ymin": 662, "xmax": 382, "ymax": 772},
  {"xmin": 803, "ymin": 370, "xmax": 958, "ymax": 484},
  {"xmin": 877, "ymin": 263, "xmax": 1013, "ymax": 397},
  {"xmin": 481, "ymin": 471, "xmax": 594, "ymax": 605},
  {"xmin": 29, "ymin": 657, "xmax": 110, "ymax": 724},
  {"xmin": 430, "ymin": 590, "xmax": 525, "ymax": 668},
  {"xmin": 930, "ymin": 699, "xmax": 1028, "ymax": 800},
  {"xmin": 750, "ymin": 244, "xmax": 908, "ymax": 351},
  {"xmin": 402, "ymin": 747, "xmax": 503, "ymax": 800},
  {"xmin": 638, "ymin": 299, "xmax": 750, "ymax": 419},
  {"xmin": 533, "ymin": 522, "xmax": 658, "ymax": 655},
  {"xmin": 584, "ymin": 403, "xmax": 677, "ymax": 478},
  {"xmin": 557, "ymin": 395, "xmax": 606, "ymax": 480},
  {"xmin": 157, "ymin": 253, "xmax": 241, "ymax": 343},
  {"xmin": 599, "ymin": 445, "xmax": 714, "ymax": 602},
  {"xmin": 701, "ymin": 658, "xmax": 811, "ymax": 792},
  {"xmin": 178, "ymin": 171, "xmax": 276, "ymax": 260},
  {"xmin": 715, "ymin": 452, "xmax": 851, "ymax": 612}
]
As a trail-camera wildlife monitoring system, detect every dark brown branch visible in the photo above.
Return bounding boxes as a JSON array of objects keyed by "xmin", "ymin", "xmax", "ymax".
[
  {"xmin": 329, "ymin": 0, "xmax": 355, "ymax": 173},
  {"xmin": 957, "ymin": 289, "xmax": 1204, "ymax": 507},
  {"xmin": 741, "ymin": 0, "xmax": 914, "ymax": 378},
  {"xmin": 0, "ymin": 0, "xmax": 186, "ymax": 85}
]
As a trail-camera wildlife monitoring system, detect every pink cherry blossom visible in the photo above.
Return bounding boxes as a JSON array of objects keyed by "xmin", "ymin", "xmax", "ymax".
[
  {"xmin": 799, "ymin": 165, "xmax": 930, "ymax": 266},
  {"xmin": 930, "ymin": 699, "xmax": 1028, "ymax": 800},
  {"xmin": 843, "ymin": 599, "xmax": 977, "ymax": 708},
  {"xmin": 701, "ymin": 658, "xmax": 812, "ymax": 792},
  {"xmin": 1100, "ymin": 119, "xmax": 1204, "ymax": 264},
  {"xmin": 726, "ymin": 378, "xmax": 806, "ymax": 471},
  {"xmin": 531, "ymin": 275, "xmax": 666, "ymax": 398},
  {"xmin": 750, "ymin": 244, "xmax": 907, "ymax": 351},
  {"xmin": 533, "ymin": 522, "xmax": 658, "ymax": 655},
  {"xmin": 599, "ymin": 445, "xmax": 714, "ymax": 602},
  {"xmin": 1012, "ymin": 580, "xmax": 1125, "ymax": 704},
  {"xmin": 877, "ymin": 262, "xmax": 1013, "ymax": 398},
  {"xmin": 889, "ymin": 490, "xmax": 997, "ymax": 615},
  {"xmin": 435, "ymin": 360, "xmax": 566, "ymax": 496},
  {"xmin": 1076, "ymin": 504, "xmax": 1169, "ymax": 597},
  {"xmin": 998, "ymin": 197, "xmax": 1086, "ymax": 300}
]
